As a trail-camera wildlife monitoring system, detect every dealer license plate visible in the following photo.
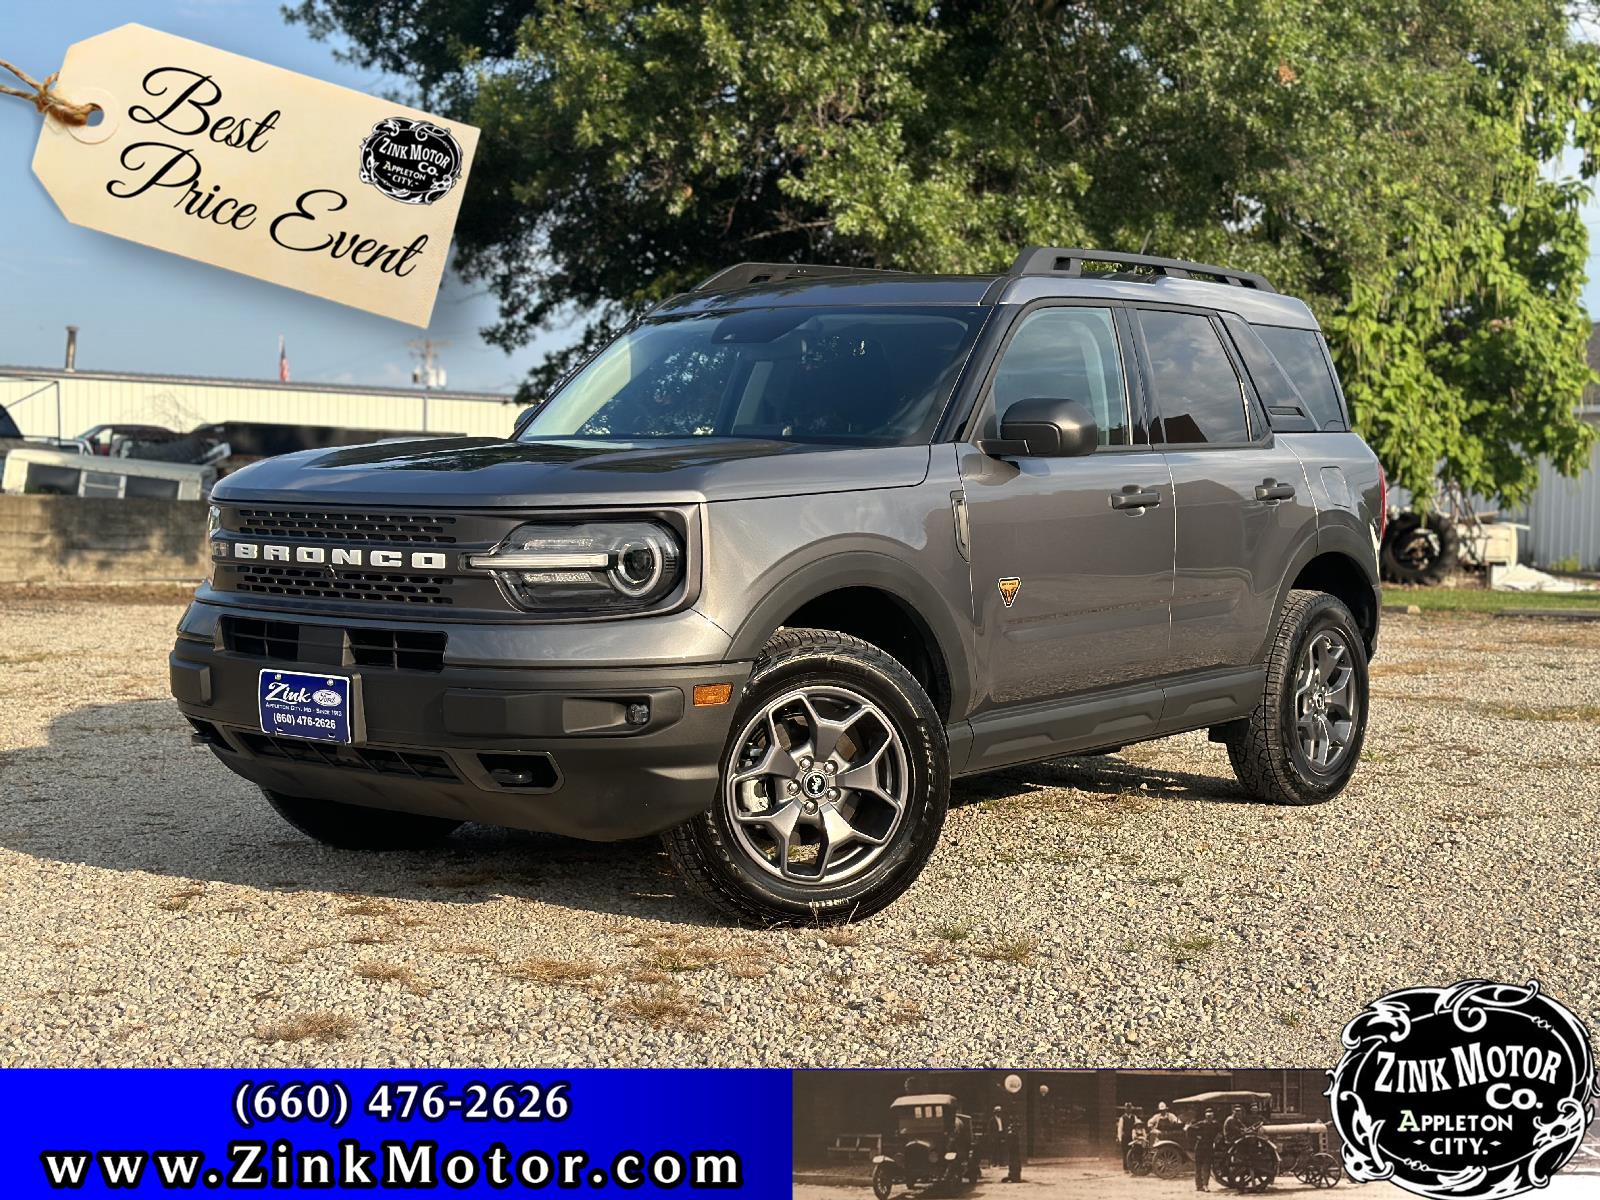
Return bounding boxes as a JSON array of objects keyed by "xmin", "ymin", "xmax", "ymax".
[{"xmin": 258, "ymin": 669, "xmax": 353, "ymax": 743}]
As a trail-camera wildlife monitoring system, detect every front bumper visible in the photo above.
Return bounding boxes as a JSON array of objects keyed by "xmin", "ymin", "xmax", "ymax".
[{"xmin": 170, "ymin": 602, "xmax": 751, "ymax": 841}]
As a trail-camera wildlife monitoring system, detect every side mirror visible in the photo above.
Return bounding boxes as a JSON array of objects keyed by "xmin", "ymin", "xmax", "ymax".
[
  {"xmin": 980, "ymin": 398, "xmax": 1098, "ymax": 458},
  {"xmin": 512, "ymin": 405, "xmax": 539, "ymax": 438}
]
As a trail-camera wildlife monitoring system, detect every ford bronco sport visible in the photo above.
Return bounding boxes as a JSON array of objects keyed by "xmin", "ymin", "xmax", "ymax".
[{"xmin": 171, "ymin": 247, "xmax": 1384, "ymax": 925}]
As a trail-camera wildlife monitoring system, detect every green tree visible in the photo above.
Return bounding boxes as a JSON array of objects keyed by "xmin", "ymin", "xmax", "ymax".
[{"xmin": 291, "ymin": 0, "xmax": 1599, "ymax": 504}]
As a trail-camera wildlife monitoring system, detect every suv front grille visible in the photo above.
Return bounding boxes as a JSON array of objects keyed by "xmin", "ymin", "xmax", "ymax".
[
  {"xmin": 235, "ymin": 508, "xmax": 458, "ymax": 544},
  {"xmin": 237, "ymin": 732, "xmax": 458, "ymax": 781},
  {"xmin": 221, "ymin": 616, "xmax": 447, "ymax": 672},
  {"xmin": 233, "ymin": 564, "xmax": 456, "ymax": 606}
]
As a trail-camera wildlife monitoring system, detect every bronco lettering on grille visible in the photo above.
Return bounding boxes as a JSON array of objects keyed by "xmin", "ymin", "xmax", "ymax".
[{"xmin": 214, "ymin": 542, "xmax": 449, "ymax": 570}]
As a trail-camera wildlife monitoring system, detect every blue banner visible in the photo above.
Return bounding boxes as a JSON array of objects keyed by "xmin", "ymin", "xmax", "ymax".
[{"xmin": 0, "ymin": 1070, "xmax": 791, "ymax": 1195}]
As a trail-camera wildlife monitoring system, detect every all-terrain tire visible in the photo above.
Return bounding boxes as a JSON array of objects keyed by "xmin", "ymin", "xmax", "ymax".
[
  {"xmin": 1223, "ymin": 590, "xmax": 1369, "ymax": 805},
  {"xmin": 263, "ymin": 788, "xmax": 463, "ymax": 850},
  {"xmin": 1380, "ymin": 511, "xmax": 1459, "ymax": 585},
  {"xmin": 662, "ymin": 628, "xmax": 948, "ymax": 926}
]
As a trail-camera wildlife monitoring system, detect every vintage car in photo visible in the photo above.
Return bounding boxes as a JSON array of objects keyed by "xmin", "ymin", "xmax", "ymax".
[{"xmin": 871, "ymin": 1093, "xmax": 981, "ymax": 1198}]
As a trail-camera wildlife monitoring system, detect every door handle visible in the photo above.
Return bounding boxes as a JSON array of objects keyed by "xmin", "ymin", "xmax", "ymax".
[
  {"xmin": 1255, "ymin": 480, "xmax": 1296, "ymax": 502},
  {"xmin": 1110, "ymin": 486, "xmax": 1161, "ymax": 511}
]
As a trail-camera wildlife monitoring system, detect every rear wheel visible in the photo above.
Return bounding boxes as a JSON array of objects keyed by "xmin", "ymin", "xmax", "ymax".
[
  {"xmin": 263, "ymin": 788, "xmax": 462, "ymax": 850},
  {"xmin": 1151, "ymin": 1143, "xmax": 1186, "ymax": 1180},
  {"xmin": 662, "ymin": 628, "xmax": 948, "ymax": 926},
  {"xmin": 1224, "ymin": 590, "xmax": 1368, "ymax": 806}
]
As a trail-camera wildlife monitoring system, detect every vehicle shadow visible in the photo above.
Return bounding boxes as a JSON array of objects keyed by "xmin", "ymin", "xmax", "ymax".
[
  {"xmin": 0, "ymin": 698, "xmax": 714, "ymax": 926},
  {"xmin": 949, "ymin": 753, "xmax": 1254, "ymax": 810},
  {"xmin": 1, "ymin": 698, "xmax": 1251, "ymax": 926}
]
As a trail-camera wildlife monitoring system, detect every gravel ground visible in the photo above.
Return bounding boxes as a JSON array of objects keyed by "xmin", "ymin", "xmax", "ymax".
[{"xmin": 1, "ymin": 591, "xmax": 1596, "ymax": 1068}]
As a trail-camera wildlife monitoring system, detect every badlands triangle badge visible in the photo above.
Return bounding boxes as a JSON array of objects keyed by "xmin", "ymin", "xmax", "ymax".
[{"xmin": 997, "ymin": 577, "xmax": 1021, "ymax": 608}]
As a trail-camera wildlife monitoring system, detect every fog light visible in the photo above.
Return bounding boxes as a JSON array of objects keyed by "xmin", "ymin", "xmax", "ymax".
[
  {"xmin": 625, "ymin": 702, "xmax": 651, "ymax": 726},
  {"xmin": 693, "ymin": 683, "xmax": 733, "ymax": 707}
]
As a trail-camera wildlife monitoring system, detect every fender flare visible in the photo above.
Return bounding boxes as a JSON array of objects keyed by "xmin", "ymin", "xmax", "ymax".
[
  {"xmin": 1271, "ymin": 519, "xmax": 1381, "ymax": 654},
  {"xmin": 725, "ymin": 551, "xmax": 973, "ymax": 719}
]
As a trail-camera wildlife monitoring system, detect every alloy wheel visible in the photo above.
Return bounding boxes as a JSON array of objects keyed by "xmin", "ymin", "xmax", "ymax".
[
  {"xmin": 723, "ymin": 684, "xmax": 910, "ymax": 885},
  {"xmin": 1294, "ymin": 628, "xmax": 1359, "ymax": 772}
]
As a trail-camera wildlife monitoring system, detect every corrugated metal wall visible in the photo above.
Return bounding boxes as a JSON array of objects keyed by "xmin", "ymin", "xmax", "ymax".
[
  {"xmin": 0, "ymin": 368, "xmax": 520, "ymax": 441},
  {"xmin": 1506, "ymin": 421, "xmax": 1600, "ymax": 570}
]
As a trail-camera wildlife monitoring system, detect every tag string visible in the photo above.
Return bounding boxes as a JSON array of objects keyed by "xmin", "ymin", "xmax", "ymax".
[{"xmin": 0, "ymin": 58, "xmax": 97, "ymax": 126}]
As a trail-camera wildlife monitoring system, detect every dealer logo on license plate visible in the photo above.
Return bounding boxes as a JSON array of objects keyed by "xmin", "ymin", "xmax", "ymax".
[{"xmin": 258, "ymin": 669, "xmax": 352, "ymax": 743}]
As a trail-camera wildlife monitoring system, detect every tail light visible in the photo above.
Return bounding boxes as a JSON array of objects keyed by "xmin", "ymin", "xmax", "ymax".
[{"xmin": 1376, "ymin": 464, "xmax": 1388, "ymax": 539}]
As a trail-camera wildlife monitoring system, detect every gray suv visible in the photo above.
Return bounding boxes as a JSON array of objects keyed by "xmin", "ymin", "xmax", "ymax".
[{"xmin": 171, "ymin": 247, "xmax": 1384, "ymax": 925}]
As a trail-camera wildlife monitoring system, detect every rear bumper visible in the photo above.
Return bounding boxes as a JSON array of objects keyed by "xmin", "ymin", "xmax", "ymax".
[{"xmin": 170, "ymin": 605, "xmax": 751, "ymax": 841}]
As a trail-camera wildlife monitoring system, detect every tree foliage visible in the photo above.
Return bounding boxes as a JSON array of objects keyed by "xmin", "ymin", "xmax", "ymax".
[{"xmin": 290, "ymin": 0, "xmax": 1600, "ymax": 504}]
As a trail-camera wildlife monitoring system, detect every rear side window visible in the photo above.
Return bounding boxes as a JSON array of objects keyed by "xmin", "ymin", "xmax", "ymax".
[
  {"xmin": 0, "ymin": 406, "xmax": 20, "ymax": 440},
  {"xmin": 1254, "ymin": 324, "xmax": 1348, "ymax": 431},
  {"xmin": 1136, "ymin": 310, "xmax": 1251, "ymax": 445}
]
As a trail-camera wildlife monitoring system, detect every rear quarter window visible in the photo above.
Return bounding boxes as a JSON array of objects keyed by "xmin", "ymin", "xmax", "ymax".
[{"xmin": 1251, "ymin": 323, "xmax": 1349, "ymax": 431}]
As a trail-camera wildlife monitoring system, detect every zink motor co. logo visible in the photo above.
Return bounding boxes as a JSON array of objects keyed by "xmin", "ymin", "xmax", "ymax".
[
  {"xmin": 358, "ymin": 117, "xmax": 464, "ymax": 205},
  {"xmin": 1329, "ymin": 980, "xmax": 1597, "ymax": 1198}
]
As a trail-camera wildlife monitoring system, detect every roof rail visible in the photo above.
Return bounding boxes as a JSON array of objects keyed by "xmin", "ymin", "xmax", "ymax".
[
  {"xmin": 1009, "ymin": 246, "xmax": 1275, "ymax": 293},
  {"xmin": 694, "ymin": 262, "xmax": 902, "ymax": 293}
]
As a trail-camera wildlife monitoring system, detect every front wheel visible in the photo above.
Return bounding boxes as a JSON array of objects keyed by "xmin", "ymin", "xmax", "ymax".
[
  {"xmin": 263, "ymin": 788, "xmax": 462, "ymax": 850},
  {"xmin": 662, "ymin": 628, "xmax": 949, "ymax": 925},
  {"xmin": 1224, "ymin": 590, "xmax": 1369, "ymax": 805},
  {"xmin": 871, "ymin": 1162, "xmax": 896, "ymax": 1200}
]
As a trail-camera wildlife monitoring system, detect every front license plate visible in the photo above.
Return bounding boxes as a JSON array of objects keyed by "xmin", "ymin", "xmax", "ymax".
[{"xmin": 258, "ymin": 669, "xmax": 353, "ymax": 743}]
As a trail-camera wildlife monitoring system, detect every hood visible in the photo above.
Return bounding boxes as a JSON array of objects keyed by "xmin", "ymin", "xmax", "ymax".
[{"xmin": 212, "ymin": 436, "xmax": 932, "ymax": 507}]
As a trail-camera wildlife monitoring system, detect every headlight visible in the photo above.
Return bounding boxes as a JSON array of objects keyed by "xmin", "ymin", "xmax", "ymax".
[{"xmin": 468, "ymin": 520, "xmax": 684, "ymax": 613}]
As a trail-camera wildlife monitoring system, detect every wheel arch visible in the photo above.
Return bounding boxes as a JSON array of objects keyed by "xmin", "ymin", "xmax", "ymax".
[
  {"xmin": 726, "ymin": 553, "xmax": 970, "ymax": 721},
  {"xmin": 1275, "ymin": 526, "xmax": 1380, "ymax": 660}
]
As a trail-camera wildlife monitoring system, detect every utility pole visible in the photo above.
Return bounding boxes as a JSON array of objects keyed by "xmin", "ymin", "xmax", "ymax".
[{"xmin": 409, "ymin": 337, "xmax": 450, "ymax": 431}]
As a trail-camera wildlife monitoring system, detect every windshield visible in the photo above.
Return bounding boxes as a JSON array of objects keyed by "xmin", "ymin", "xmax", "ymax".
[{"xmin": 521, "ymin": 306, "xmax": 987, "ymax": 446}]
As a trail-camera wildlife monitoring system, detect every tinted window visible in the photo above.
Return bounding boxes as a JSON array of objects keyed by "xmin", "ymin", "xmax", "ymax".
[
  {"xmin": 1255, "ymin": 325, "xmax": 1347, "ymax": 430},
  {"xmin": 990, "ymin": 307, "xmax": 1129, "ymax": 446},
  {"xmin": 0, "ymin": 405, "xmax": 20, "ymax": 440},
  {"xmin": 526, "ymin": 306, "xmax": 985, "ymax": 446},
  {"xmin": 1138, "ymin": 310, "xmax": 1250, "ymax": 445}
]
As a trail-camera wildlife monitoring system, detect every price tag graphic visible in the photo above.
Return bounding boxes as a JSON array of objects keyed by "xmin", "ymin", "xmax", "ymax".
[{"xmin": 29, "ymin": 24, "xmax": 479, "ymax": 326}]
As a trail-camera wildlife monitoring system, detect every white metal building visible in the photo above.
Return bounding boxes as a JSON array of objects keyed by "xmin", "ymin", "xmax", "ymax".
[
  {"xmin": 0, "ymin": 365, "xmax": 522, "ymax": 443},
  {"xmin": 1506, "ymin": 405, "xmax": 1600, "ymax": 570}
]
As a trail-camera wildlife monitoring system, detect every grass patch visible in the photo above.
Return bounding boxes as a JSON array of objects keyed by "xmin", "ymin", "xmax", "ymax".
[
  {"xmin": 639, "ymin": 944, "xmax": 724, "ymax": 973},
  {"xmin": 976, "ymin": 936, "xmax": 1038, "ymax": 966},
  {"xmin": 615, "ymin": 991, "xmax": 708, "ymax": 1030},
  {"xmin": 1163, "ymin": 934, "xmax": 1217, "ymax": 967},
  {"xmin": 347, "ymin": 930, "xmax": 396, "ymax": 946},
  {"xmin": 1389, "ymin": 586, "xmax": 1600, "ymax": 614},
  {"xmin": 912, "ymin": 945, "xmax": 954, "ymax": 966},
  {"xmin": 1481, "ymin": 703, "xmax": 1600, "ymax": 723},
  {"xmin": 503, "ymin": 957, "xmax": 605, "ymax": 988},
  {"xmin": 255, "ymin": 1013, "xmax": 358, "ymax": 1044},
  {"xmin": 934, "ymin": 923, "xmax": 971, "ymax": 943},
  {"xmin": 353, "ymin": 961, "xmax": 428, "ymax": 994},
  {"xmin": 818, "ymin": 928, "xmax": 860, "ymax": 947}
]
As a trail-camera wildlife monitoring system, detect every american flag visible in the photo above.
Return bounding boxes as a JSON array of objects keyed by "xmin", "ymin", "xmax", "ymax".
[{"xmin": 277, "ymin": 335, "xmax": 290, "ymax": 383}]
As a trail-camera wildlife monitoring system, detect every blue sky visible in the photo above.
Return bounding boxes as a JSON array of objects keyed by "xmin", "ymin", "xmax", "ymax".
[{"xmin": 3, "ymin": 3, "xmax": 1600, "ymax": 396}]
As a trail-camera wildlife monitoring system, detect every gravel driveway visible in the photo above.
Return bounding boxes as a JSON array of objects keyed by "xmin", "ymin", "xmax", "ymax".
[{"xmin": 2, "ymin": 589, "xmax": 1596, "ymax": 1068}]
